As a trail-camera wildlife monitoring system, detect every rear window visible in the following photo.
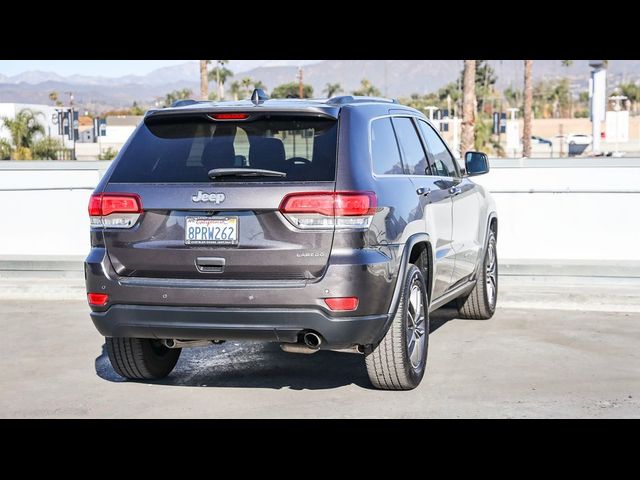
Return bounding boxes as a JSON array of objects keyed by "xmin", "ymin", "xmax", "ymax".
[{"xmin": 108, "ymin": 115, "xmax": 338, "ymax": 183}]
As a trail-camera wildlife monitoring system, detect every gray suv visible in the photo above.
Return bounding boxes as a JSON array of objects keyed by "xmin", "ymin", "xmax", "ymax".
[{"xmin": 86, "ymin": 92, "xmax": 498, "ymax": 390}]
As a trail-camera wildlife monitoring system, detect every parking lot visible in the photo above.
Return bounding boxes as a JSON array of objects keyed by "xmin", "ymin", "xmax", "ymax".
[{"xmin": 1, "ymin": 277, "xmax": 639, "ymax": 418}]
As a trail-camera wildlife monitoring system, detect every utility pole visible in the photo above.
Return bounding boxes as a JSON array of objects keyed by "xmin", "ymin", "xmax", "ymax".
[{"xmin": 298, "ymin": 66, "xmax": 304, "ymax": 99}]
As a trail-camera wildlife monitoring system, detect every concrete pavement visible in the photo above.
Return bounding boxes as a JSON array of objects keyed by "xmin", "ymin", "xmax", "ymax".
[{"xmin": 1, "ymin": 286, "xmax": 639, "ymax": 418}]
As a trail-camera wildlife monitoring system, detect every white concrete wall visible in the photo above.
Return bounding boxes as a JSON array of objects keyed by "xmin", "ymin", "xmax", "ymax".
[
  {"xmin": 473, "ymin": 163, "xmax": 640, "ymax": 262},
  {"xmin": 0, "ymin": 159, "xmax": 638, "ymax": 268}
]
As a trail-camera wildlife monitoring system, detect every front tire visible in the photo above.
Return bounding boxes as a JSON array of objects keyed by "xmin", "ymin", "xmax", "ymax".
[
  {"xmin": 106, "ymin": 337, "xmax": 181, "ymax": 380},
  {"xmin": 365, "ymin": 264, "xmax": 429, "ymax": 390},
  {"xmin": 457, "ymin": 229, "xmax": 498, "ymax": 320}
]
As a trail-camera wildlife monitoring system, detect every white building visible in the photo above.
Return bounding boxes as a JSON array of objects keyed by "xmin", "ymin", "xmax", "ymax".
[
  {"xmin": 0, "ymin": 103, "xmax": 74, "ymax": 149},
  {"xmin": 101, "ymin": 115, "xmax": 142, "ymax": 148}
]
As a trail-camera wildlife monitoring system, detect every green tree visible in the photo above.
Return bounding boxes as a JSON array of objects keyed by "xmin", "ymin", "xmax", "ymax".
[
  {"xmin": 504, "ymin": 86, "xmax": 522, "ymax": 108},
  {"xmin": 229, "ymin": 80, "xmax": 242, "ymax": 101},
  {"xmin": 130, "ymin": 101, "xmax": 145, "ymax": 115},
  {"xmin": 99, "ymin": 147, "xmax": 119, "ymax": 160},
  {"xmin": 0, "ymin": 139, "xmax": 11, "ymax": 160},
  {"xmin": 323, "ymin": 82, "xmax": 342, "ymax": 98},
  {"xmin": 532, "ymin": 78, "xmax": 572, "ymax": 118},
  {"xmin": 208, "ymin": 60, "xmax": 233, "ymax": 100},
  {"xmin": 561, "ymin": 60, "xmax": 573, "ymax": 68},
  {"xmin": 1, "ymin": 109, "xmax": 45, "ymax": 151},
  {"xmin": 226, "ymin": 78, "xmax": 266, "ymax": 100},
  {"xmin": 475, "ymin": 60, "xmax": 497, "ymax": 111},
  {"xmin": 399, "ymin": 82, "xmax": 462, "ymax": 116},
  {"xmin": 271, "ymin": 82, "xmax": 313, "ymax": 99},
  {"xmin": 353, "ymin": 79, "xmax": 381, "ymax": 97},
  {"xmin": 32, "ymin": 137, "xmax": 64, "ymax": 160},
  {"xmin": 618, "ymin": 82, "xmax": 640, "ymax": 114},
  {"xmin": 474, "ymin": 114, "xmax": 504, "ymax": 156},
  {"xmin": 48, "ymin": 91, "xmax": 62, "ymax": 106},
  {"xmin": 163, "ymin": 88, "xmax": 193, "ymax": 107}
]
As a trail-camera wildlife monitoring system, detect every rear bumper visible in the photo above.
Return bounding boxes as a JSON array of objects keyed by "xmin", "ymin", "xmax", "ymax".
[
  {"xmin": 85, "ymin": 245, "xmax": 402, "ymax": 347},
  {"xmin": 91, "ymin": 304, "xmax": 388, "ymax": 348}
]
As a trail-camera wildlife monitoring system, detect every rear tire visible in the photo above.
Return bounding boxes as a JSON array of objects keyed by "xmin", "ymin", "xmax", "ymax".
[
  {"xmin": 106, "ymin": 337, "xmax": 181, "ymax": 380},
  {"xmin": 457, "ymin": 229, "xmax": 498, "ymax": 320},
  {"xmin": 365, "ymin": 264, "xmax": 429, "ymax": 390}
]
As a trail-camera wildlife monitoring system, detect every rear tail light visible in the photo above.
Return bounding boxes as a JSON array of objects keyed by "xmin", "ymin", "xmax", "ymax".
[
  {"xmin": 87, "ymin": 293, "xmax": 109, "ymax": 306},
  {"xmin": 279, "ymin": 191, "xmax": 377, "ymax": 230},
  {"xmin": 89, "ymin": 193, "xmax": 142, "ymax": 229},
  {"xmin": 325, "ymin": 297, "xmax": 359, "ymax": 311}
]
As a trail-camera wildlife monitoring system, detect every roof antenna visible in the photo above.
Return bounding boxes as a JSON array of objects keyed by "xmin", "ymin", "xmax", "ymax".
[{"xmin": 251, "ymin": 88, "xmax": 269, "ymax": 105}]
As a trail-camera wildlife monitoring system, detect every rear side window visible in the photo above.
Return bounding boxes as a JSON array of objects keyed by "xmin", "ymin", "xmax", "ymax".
[
  {"xmin": 108, "ymin": 115, "xmax": 338, "ymax": 183},
  {"xmin": 391, "ymin": 117, "xmax": 428, "ymax": 175},
  {"xmin": 371, "ymin": 118, "xmax": 403, "ymax": 175}
]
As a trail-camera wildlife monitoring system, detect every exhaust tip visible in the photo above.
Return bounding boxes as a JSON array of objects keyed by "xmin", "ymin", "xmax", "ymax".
[
  {"xmin": 164, "ymin": 339, "xmax": 176, "ymax": 348},
  {"xmin": 303, "ymin": 332, "xmax": 322, "ymax": 349}
]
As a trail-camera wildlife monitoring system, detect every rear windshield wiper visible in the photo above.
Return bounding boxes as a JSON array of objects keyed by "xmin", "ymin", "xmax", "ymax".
[{"xmin": 208, "ymin": 168, "xmax": 287, "ymax": 179}]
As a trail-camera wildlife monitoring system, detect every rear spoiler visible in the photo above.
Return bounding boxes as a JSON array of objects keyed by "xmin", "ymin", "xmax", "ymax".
[{"xmin": 145, "ymin": 107, "xmax": 339, "ymax": 123}]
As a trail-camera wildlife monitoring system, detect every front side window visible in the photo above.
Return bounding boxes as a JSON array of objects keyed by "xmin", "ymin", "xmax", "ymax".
[
  {"xmin": 391, "ymin": 117, "xmax": 428, "ymax": 175},
  {"xmin": 371, "ymin": 117, "xmax": 404, "ymax": 175},
  {"xmin": 417, "ymin": 120, "xmax": 458, "ymax": 178}
]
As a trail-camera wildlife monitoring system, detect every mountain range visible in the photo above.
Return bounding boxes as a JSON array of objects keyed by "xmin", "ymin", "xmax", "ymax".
[{"xmin": 1, "ymin": 60, "xmax": 639, "ymax": 113}]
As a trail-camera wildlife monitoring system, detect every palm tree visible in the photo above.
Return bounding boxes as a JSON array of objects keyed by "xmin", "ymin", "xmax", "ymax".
[
  {"xmin": 241, "ymin": 77, "xmax": 253, "ymax": 98},
  {"xmin": 353, "ymin": 79, "xmax": 381, "ymax": 97},
  {"xmin": 323, "ymin": 82, "xmax": 342, "ymax": 98},
  {"xmin": 48, "ymin": 91, "xmax": 61, "ymax": 106},
  {"xmin": 163, "ymin": 88, "xmax": 193, "ymax": 107},
  {"xmin": 208, "ymin": 60, "xmax": 233, "ymax": 100},
  {"xmin": 230, "ymin": 81, "xmax": 242, "ymax": 101},
  {"xmin": 1, "ymin": 109, "xmax": 45, "ymax": 149},
  {"xmin": 229, "ymin": 78, "xmax": 266, "ymax": 100},
  {"xmin": 460, "ymin": 60, "xmax": 476, "ymax": 156},
  {"xmin": 199, "ymin": 60, "xmax": 209, "ymax": 100},
  {"xmin": 523, "ymin": 60, "xmax": 533, "ymax": 158}
]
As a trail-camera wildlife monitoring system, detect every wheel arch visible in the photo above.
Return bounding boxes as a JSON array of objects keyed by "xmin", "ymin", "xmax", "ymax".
[{"xmin": 377, "ymin": 233, "xmax": 433, "ymax": 343}]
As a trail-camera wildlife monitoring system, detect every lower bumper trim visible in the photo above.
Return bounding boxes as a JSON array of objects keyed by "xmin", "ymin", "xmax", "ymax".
[{"xmin": 91, "ymin": 304, "xmax": 389, "ymax": 349}]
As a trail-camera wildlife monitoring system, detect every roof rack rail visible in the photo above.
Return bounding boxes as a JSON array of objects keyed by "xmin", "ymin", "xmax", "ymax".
[
  {"xmin": 326, "ymin": 95, "xmax": 398, "ymax": 106},
  {"xmin": 171, "ymin": 99, "xmax": 202, "ymax": 108}
]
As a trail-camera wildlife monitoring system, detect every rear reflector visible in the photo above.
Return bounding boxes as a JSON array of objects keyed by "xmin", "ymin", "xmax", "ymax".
[
  {"xmin": 210, "ymin": 113, "xmax": 250, "ymax": 120},
  {"xmin": 87, "ymin": 293, "xmax": 109, "ymax": 306},
  {"xmin": 324, "ymin": 297, "xmax": 359, "ymax": 311},
  {"xmin": 279, "ymin": 191, "xmax": 377, "ymax": 230},
  {"xmin": 89, "ymin": 193, "xmax": 142, "ymax": 229}
]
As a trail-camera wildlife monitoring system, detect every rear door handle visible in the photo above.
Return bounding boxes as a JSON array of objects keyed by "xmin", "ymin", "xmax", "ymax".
[
  {"xmin": 196, "ymin": 257, "xmax": 225, "ymax": 273},
  {"xmin": 449, "ymin": 186, "xmax": 462, "ymax": 196},
  {"xmin": 416, "ymin": 187, "xmax": 431, "ymax": 196}
]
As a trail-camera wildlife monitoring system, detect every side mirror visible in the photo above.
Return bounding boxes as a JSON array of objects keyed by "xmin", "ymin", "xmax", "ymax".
[{"xmin": 465, "ymin": 151, "xmax": 489, "ymax": 176}]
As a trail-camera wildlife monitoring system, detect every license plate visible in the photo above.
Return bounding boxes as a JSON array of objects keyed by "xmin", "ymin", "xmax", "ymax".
[{"xmin": 185, "ymin": 216, "xmax": 238, "ymax": 245}]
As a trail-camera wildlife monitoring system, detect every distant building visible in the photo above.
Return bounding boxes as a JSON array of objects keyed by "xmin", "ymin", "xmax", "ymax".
[
  {"xmin": 102, "ymin": 115, "xmax": 143, "ymax": 146},
  {"xmin": 77, "ymin": 115, "xmax": 94, "ymax": 143}
]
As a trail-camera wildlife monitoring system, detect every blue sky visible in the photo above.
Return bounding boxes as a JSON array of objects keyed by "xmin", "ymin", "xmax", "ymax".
[{"xmin": 0, "ymin": 60, "xmax": 321, "ymax": 77}]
